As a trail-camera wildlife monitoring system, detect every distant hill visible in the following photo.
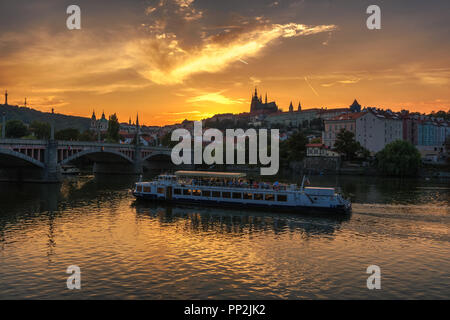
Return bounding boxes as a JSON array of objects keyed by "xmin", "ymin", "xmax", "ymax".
[{"xmin": 0, "ymin": 104, "xmax": 90, "ymax": 131}]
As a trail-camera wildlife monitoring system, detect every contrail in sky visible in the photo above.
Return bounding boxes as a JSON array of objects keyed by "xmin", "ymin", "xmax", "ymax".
[
  {"xmin": 238, "ymin": 58, "xmax": 249, "ymax": 65},
  {"xmin": 304, "ymin": 76, "xmax": 319, "ymax": 97}
]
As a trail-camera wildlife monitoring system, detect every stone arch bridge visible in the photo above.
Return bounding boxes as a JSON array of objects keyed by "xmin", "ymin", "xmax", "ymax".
[{"xmin": 0, "ymin": 139, "xmax": 173, "ymax": 182}]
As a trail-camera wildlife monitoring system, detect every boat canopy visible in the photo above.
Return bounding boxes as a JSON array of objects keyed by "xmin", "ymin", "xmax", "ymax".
[{"xmin": 175, "ymin": 171, "xmax": 246, "ymax": 179}]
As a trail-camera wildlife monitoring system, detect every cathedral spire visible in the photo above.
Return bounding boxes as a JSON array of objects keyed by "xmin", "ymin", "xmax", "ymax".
[
  {"xmin": 289, "ymin": 101, "xmax": 294, "ymax": 112},
  {"xmin": 298, "ymin": 101, "xmax": 302, "ymax": 111},
  {"xmin": 4, "ymin": 90, "xmax": 8, "ymax": 105},
  {"xmin": 265, "ymin": 93, "xmax": 267, "ymax": 104}
]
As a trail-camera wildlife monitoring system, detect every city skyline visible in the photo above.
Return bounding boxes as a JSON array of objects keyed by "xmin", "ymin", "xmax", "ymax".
[{"xmin": 1, "ymin": 0, "xmax": 449, "ymax": 126}]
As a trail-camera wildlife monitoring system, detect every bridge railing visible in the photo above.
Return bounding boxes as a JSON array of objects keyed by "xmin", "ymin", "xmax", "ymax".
[
  {"xmin": 0, "ymin": 139, "xmax": 47, "ymax": 145},
  {"xmin": 0, "ymin": 138, "xmax": 172, "ymax": 152}
]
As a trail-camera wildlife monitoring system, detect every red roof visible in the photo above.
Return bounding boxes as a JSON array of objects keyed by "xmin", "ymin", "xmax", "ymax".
[{"xmin": 329, "ymin": 112, "xmax": 366, "ymax": 121}]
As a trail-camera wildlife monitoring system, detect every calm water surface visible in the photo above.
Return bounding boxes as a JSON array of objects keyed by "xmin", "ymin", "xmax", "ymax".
[{"xmin": 0, "ymin": 174, "xmax": 449, "ymax": 299}]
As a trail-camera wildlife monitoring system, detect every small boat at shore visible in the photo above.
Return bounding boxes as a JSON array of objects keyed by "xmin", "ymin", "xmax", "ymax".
[
  {"xmin": 133, "ymin": 171, "xmax": 351, "ymax": 214},
  {"xmin": 61, "ymin": 165, "xmax": 81, "ymax": 175}
]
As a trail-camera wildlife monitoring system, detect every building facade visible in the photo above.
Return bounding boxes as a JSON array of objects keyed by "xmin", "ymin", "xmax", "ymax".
[
  {"xmin": 323, "ymin": 112, "xmax": 363, "ymax": 148},
  {"xmin": 355, "ymin": 109, "xmax": 403, "ymax": 153}
]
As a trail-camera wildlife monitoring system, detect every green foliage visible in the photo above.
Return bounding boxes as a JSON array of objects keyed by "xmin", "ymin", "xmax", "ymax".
[
  {"xmin": 79, "ymin": 130, "xmax": 96, "ymax": 142},
  {"xmin": 429, "ymin": 110, "xmax": 450, "ymax": 120},
  {"xmin": 309, "ymin": 118, "xmax": 324, "ymax": 131},
  {"xmin": 280, "ymin": 131, "xmax": 307, "ymax": 164},
  {"xmin": 0, "ymin": 105, "xmax": 90, "ymax": 131},
  {"xmin": 376, "ymin": 140, "xmax": 421, "ymax": 177},
  {"xmin": 161, "ymin": 131, "xmax": 177, "ymax": 148},
  {"xmin": 107, "ymin": 113, "xmax": 120, "ymax": 142},
  {"xmin": 55, "ymin": 128, "xmax": 80, "ymax": 141},
  {"xmin": 29, "ymin": 120, "xmax": 50, "ymax": 139},
  {"xmin": 334, "ymin": 129, "xmax": 361, "ymax": 160},
  {"xmin": 6, "ymin": 119, "xmax": 28, "ymax": 138}
]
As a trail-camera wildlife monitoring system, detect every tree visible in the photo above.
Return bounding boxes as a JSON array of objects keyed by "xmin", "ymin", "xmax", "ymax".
[
  {"xmin": 107, "ymin": 113, "xmax": 120, "ymax": 142},
  {"xmin": 310, "ymin": 118, "xmax": 324, "ymax": 131},
  {"xmin": 334, "ymin": 129, "xmax": 361, "ymax": 160},
  {"xmin": 160, "ymin": 131, "xmax": 178, "ymax": 148},
  {"xmin": 280, "ymin": 131, "xmax": 308, "ymax": 164},
  {"xmin": 376, "ymin": 140, "xmax": 421, "ymax": 177},
  {"xmin": 79, "ymin": 130, "xmax": 96, "ymax": 142},
  {"xmin": 6, "ymin": 120, "xmax": 28, "ymax": 138},
  {"xmin": 29, "ymin": 120, "xmax": 50, "ymax": 139},
  {"xmin": 55, "ymin": 128, "xmax": 80, "ymax": 141}
]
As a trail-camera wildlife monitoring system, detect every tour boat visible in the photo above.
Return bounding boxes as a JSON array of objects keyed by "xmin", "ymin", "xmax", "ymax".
[{"xmin": 133, "ymin": 171, "xmax": 351, "ymax": 214}]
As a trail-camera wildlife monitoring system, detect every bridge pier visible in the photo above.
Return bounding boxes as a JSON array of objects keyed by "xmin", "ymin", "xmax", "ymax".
[
  {"xmin": 43, "ymin": 140, "xmax": 61, "ymax": 182},
  {"xmin": 133, "ymin": 144, "xmax": 143, "ymax": 174}
]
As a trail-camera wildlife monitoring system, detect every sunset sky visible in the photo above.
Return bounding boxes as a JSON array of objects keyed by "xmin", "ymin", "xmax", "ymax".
[{"xmin": 0, "ymin": 0, "xmax": 449, "ymax": 126}]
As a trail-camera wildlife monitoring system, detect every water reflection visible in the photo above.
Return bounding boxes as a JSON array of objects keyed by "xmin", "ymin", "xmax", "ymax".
[
  {"xmin": 0, "ymin": 174, "xmax": 448, "ymax": 299},
  {"xmin": 133, "ymin": 201, "xmax": 349, "ymax": 238}
]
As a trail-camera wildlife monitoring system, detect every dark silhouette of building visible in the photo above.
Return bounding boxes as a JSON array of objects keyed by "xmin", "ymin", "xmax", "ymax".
[
  {"xmin": 250, "ymin": 88, "xmax": 278, "ymax": 114},
  {"xmin": 350, "ymin": 99, "xmax": 362, "ymax": 112},
  {"xmin": 4, "ymin": 90, "xmax": 8, "ymax": 105}
]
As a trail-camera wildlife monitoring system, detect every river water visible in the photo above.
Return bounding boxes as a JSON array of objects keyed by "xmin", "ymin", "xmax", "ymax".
[{"xmin": 0, "ymin": 174, "xmax": 449, "ymax": 299}]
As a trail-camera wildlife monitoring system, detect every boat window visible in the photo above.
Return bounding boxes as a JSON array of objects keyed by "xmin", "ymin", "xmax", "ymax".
[
  {"xmin": 277, "ymin": 194, "xmax": 287, "ymax": 202},
  {"xmin": 222, "ymin": 192, "xmax": 231, "ymax": 198},
  {"xmin": 174, "ymin": 189, "xmax": 181, "ymax": 195},
  {"xmin": 232, "ymin": 192, "xmax": 242, "ymax": 199},
  {"xmin": 254, "ymin": 194, "xmax": 263, "ymax": 200},
  {"xmin": 243, "ymin": 193, "xmax": 253, "ymax": 200},
  {"xmin": 192, "ymin": 189, "xmax": 201, "ymax": 196},
  {"xmin": 136, "ymin": 185, "xmax": 143, "ymax": 192},
  {"xmin": 202, "ymin": 190, "xmax": 211, "ymax": 197},
  {"xmin": 183, "ymin": 189, "xmax": 191, "ymax": 195},
  {"xmin": 157, "ymin": 187, "xmax": 164, "ymax": 194},
  {"xmin": 265, "ymin": 194, "xmax": 275, "ymax": 201},
  {"xmin": 143, "ymin": 186, "xmax": 151, "ymax": 193},
  {"xmin": 212, "ymin": 191, "xmax": 220, "ymax": 198}
]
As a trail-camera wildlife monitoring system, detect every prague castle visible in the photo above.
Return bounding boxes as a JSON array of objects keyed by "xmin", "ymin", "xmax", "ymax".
[{"xmin": 250, "ymin": 88, "xmax": 278, "ymax": 114}]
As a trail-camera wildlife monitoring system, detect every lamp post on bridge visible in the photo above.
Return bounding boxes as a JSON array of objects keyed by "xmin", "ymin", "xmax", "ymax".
[{"xmin": 133, "ymin": 113, "xmax": 143, "ymax": 174}]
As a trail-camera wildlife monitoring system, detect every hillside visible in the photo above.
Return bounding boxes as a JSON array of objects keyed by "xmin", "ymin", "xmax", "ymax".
[{"xmin": 0, "ymin": 104, "xmax": 90, "ymax": 131}]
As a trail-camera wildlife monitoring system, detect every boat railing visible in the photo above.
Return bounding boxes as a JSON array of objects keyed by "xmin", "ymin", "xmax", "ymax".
[{"xmin": 174, "ymin": 179, "xmax": 296, "ymax": 192}]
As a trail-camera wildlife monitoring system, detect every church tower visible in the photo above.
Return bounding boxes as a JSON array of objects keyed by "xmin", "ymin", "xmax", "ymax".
[
  {"xmin": 250, "ymin": 87, "xmax": 260, "ymax": 113},
  {"xmin": 289, "ymin": 101, "xmax": 294, "ymax": 112},
  {"xmin": 298, "ymin": 101, "xmax": 302, "ymax": 111},
  {"xmin": 90, "ymin": 110, "xmax": 97, "ymax": 131},
  {"xmin": 4, "ymin": 90, "xmax": 8, "ymax": 105}
]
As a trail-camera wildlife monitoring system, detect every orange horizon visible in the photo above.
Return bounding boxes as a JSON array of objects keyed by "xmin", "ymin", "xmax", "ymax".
[{"xmin": 1, "ymin": 1, "xmax": 449, "ymax": 126}]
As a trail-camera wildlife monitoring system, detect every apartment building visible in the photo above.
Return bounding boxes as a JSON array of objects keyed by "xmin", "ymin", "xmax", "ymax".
[{"xmin": 322, "ymin": 112, "xmax": 364, "ymax": 148}]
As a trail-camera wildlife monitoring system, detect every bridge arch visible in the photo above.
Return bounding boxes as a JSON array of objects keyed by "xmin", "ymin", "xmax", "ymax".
[
  {"xmin": 142, "ymin": 151, "xmax": 172, "ymax": 162},
  {"xmin": 0, "ymin": 148, "xmax": 45, "ymax": 168},
  {"xmin": 59, "ymin": 148, "xmax": 134, "ymax": 165}
]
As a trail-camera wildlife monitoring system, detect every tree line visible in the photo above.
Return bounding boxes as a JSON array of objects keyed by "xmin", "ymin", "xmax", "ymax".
[{"xmin": 0, "ymin": 114, "xmax": 121, "ymax": 142}]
